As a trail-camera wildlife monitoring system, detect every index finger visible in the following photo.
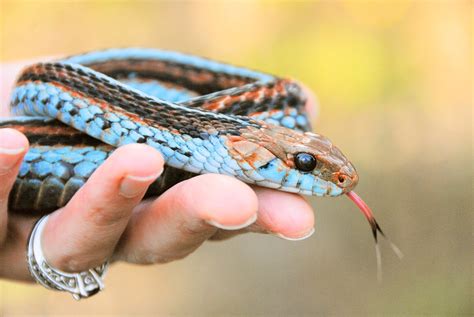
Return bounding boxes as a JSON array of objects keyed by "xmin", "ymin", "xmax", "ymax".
[{"xmin": 42, "ymin": 144, "xmax": 164, "ymax": 272}]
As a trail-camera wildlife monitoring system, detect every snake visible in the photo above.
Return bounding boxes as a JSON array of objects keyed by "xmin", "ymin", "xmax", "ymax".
[{"xmin": 0, "ymin": 48, "xmax": 401, "ymax": 275}]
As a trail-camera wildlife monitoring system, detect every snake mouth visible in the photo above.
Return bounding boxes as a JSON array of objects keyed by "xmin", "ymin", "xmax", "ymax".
[{"xmin": 346, "ymin": 191, "xmax": 403, "ymax": 281}]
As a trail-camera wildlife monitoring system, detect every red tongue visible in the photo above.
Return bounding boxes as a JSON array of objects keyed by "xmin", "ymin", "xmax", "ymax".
[
  {"xmin": 346, "ymin": 191, "xmax": 384, "ymax": 242},
  {"xmin": 346, "ymin": 191, "xmax": 403, "ymax": 281}
]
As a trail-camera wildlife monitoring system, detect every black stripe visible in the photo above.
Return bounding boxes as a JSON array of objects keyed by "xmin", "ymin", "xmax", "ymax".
[
  {"xmin": 24, "ymin": 132, "xmax": 104, "ymax": 146},
  {"xmin": 0, "ymin": 118, "xmax": 56, "ymax": 127}
]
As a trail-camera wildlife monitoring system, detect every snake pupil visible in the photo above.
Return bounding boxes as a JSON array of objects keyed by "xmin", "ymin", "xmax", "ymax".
[{"xmin": 294, "ymin": 153, "xmax": 317, "ymax": 172}]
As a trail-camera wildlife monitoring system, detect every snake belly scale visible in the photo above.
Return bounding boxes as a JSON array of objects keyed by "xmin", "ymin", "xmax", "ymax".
[{"xmin": 1, "ymin": 48, "xmax": 359, "ymax": 216}]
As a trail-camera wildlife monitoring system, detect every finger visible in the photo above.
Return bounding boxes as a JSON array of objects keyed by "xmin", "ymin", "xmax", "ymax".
[
  {"xmin": 113, "ymin": 174, "xmax": 258, "ymax": 264},
  {"xmin": 42, "ymin": 144, "xmax": 164, "ymax": 272},
  {"xmin": 0, "ymin": 128, "xmax": 29, "ymax": 244},
  {"xmin": 209, "ymin": 187, "xmax": 315, "ymax": 241}
]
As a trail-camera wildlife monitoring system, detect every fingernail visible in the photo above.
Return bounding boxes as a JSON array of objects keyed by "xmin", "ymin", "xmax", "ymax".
[
  {"xmin": 207, "ymin": 213, "xmax": 257, "ymax": 231},
  {"xmin": 275, "ymin": 227, "xmax": 315, "ymax": 241},
  {"xmin": 0, "ymin": 146, "xmax": 25, "ymax": 155},
  {"xmin": 119, "ymin": 171, "xmax": 162, "ymax": 198}
]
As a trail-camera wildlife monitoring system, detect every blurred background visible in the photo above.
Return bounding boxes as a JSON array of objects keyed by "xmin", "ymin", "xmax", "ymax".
[{"xmin": 0, "ymin": 0, "xmax": 471, "ymax": 315}]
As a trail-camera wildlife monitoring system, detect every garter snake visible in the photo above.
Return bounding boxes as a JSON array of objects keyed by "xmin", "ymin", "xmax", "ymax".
[{"xmin": 0, "ymin": 48, "xmax": 401, "ymax": 275}]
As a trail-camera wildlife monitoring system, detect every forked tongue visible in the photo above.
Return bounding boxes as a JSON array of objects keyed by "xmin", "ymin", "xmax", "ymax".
[{"xmin": 346, "ymin": 191, "xmax": 403, "ymax": 281}]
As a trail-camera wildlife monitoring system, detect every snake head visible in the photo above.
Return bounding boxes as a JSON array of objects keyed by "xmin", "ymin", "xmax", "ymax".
[{"xmin": 227, "ymin": 124, "xmax": 358, "ymax": 196}]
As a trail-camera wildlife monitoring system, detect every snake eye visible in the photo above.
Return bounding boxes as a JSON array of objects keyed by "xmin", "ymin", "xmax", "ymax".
[{"xmin": 294, "ymin": 153, "xmax": 317, "ymax": 172}]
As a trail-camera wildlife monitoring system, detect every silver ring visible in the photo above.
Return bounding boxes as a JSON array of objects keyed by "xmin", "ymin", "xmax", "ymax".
[{"xmin": 27, "ymin": 215, "xmax": 109, "ymax": 300}]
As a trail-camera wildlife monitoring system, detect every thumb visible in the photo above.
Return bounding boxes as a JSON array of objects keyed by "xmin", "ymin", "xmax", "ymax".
[{"xmin": 0, "ymin": 128, "xmax": 29, "ymax": 245}]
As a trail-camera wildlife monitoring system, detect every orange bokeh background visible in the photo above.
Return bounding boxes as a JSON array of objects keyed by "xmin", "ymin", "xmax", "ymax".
[{"xmin": 0, "ymin": 1, "xmax": 471, "ymax": 315}]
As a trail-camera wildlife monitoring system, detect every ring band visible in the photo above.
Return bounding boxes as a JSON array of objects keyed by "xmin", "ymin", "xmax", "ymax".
[{"xmin": 27, "ymin": 215, "xmax": 109, "ymax": 300}]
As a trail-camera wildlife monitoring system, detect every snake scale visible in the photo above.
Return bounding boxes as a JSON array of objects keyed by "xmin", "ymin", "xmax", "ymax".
[{"xmin": 1, "ymin": 49, "xmax": 401, "ymax": 273}]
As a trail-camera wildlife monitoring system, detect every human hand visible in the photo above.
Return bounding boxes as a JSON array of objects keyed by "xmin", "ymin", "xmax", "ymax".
[{"xmin": 0, "ymin": 59, "xmax": 317, "ymax": 282}]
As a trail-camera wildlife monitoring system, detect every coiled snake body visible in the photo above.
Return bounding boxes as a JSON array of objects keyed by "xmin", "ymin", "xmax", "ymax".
[
  {"xmin": 3, "ymin": 48, "xmax": 359, "ymax": 214},
  {"xmin": 2, "ymin": 49, "xmax": 400, "ymax": 271}
]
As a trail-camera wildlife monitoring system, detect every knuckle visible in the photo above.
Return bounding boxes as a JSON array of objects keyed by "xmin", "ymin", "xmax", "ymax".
[{"xmin": 85, "ymin": 205, "xmax": 130, "ymax": 227}]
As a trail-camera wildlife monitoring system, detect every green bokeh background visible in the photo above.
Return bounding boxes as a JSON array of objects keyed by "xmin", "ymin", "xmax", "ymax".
[{"xmin": 0, "ymin": 0, "xmax": 471, "ymax": 315}]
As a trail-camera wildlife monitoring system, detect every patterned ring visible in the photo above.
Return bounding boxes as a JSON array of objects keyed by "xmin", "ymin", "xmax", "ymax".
[{"xmin": 27, "ymin": 215, "xmax": 108, "ymax": 300}]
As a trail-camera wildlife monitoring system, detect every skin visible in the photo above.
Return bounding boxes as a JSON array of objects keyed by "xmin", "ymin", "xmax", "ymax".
[{"xmin": 0, "ymin": 59, "xmax": 317, "ymax": 281}]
